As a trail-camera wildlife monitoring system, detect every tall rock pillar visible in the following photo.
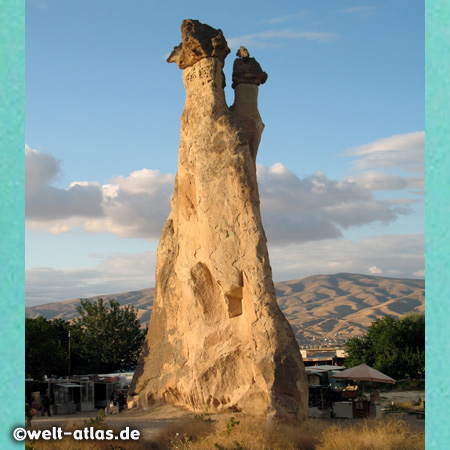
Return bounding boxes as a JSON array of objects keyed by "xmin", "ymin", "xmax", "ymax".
[{"xmin": 128, "ymin": 19, "xmax": 308, "ymax": 423}]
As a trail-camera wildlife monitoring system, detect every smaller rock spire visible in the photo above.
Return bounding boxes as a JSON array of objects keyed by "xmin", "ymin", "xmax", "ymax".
[{"xmin": 232, "ymin": 47, "xmax": 268, "ymax": 89}]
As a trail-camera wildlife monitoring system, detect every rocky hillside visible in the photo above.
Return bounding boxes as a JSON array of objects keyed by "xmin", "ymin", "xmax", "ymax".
[
  {"xmin": 26, "ymin": 273, "xmax": 424, "ymax": 345},
  {"xmin": 275, "ymin": 273, "xmax": 424, "ymax": 345}
]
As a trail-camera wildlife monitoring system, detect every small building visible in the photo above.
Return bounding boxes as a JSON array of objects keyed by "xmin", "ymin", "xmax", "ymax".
[
  {"xmin": 304, "ymin": 365, "xmax": 351, "ymax": 417},
  {"xmin": 305, "ymin": 365, "xmax": 346, "ymax": 387},
  {"xmin": 26, "ymin": 372, "xmax": 134, "ymax": 415},
  {"xmin": 301, "ymin": 347, "xmax": 346, "ymax": 367}
]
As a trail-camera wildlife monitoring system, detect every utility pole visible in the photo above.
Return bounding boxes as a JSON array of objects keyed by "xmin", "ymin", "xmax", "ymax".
[{"xmin": 68, "ymin": 329, "xmax": 71, "ymax": 379}]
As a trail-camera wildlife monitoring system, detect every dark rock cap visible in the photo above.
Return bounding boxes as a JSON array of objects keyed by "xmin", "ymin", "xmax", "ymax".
[
  {"xmin": 167, "ymin": 19, "xmax": 231, "ymax": 69},
  {"xmin": 232, "ymin": 46, "xmax": 268, "ymax": 89}
]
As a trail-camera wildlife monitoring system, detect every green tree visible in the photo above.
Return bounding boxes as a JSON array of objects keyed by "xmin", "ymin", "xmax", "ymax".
[
  {"xmin": 73, "ymin": 298, "xmax": 145, "ymax": 373},
  {"xmin": 344, "ymin": 313, "xmax": 425, "ymax": 380},
  {"xmin": 25, "ymin": 317, "xmax": 70, "ymax": 379}
]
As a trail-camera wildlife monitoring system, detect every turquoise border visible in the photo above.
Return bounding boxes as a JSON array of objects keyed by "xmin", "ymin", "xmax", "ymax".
[
  {"xmin": 426, "ymin": 1, "xmax": 449, "ymax": 448},
  {"xmin": 0, "ymin": 0, "xmax": 25, "ymax": 448},
  {"xmin": 0, "ymin": 1, "xmax": 435, "ymax": 448}
]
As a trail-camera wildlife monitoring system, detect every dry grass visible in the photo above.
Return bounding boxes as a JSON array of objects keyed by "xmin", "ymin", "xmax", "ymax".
[
  {"xmin": 316, "ymin": 417, "xmax": 424, "ymax": 450},
  {"xmin": 25, "ymin": 420, "xmax": 160, "ymax": 450},
  {"xmin": 152, "ymin": 417, "xmax": 322, "ymax": 450},
  {"xmin": 25, "ymin": 416, "xmax": 424, "ymax": 450},
  {"xmin": 149, "ymin": 419, "xmax": 219, "ymax": 449},
  {"xmin": 155, "ymin": 417, "xmax": 424, "ymax": 450}
]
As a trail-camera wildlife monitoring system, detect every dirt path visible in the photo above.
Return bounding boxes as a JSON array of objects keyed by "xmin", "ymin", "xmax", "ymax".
[
  {"xmin": 105, "ymin": 405, "xmax": 199, "ymax": 439},
  {"xmin": 378, "ymin": 390, "xmax": 425, "ymax": 408},
  {"xmin": 31, "ymin": 405, "xmax": 202, "ymax": 440},
  {"xmin": 30, "ymin": 391, "xmax": 425, "ymax": 439}
]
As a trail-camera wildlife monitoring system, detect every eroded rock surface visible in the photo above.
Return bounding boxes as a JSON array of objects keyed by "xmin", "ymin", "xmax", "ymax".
[
  {"xmin": 129, "ymin": 20, "xmax": 308, "ymax": 423},
  {"xmin": 232, "ymin": 46, "xmax": 268, "ymax": 88},
  {"xmin": 167, "ymin": 19, "xmax": 230, "ymax": 69}
]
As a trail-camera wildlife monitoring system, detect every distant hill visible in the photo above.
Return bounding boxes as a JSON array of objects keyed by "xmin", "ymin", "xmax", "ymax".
[
  {"xmin": 274, "ymin": 273, "xmax": 424, "ymax": 344},
  {"xmin": 26, "ymin": 287, "xmax": 156, "ymax": 326},
  {"xmin": 26, "ymin": 273, "xmax": 424, "ymax": 345}
]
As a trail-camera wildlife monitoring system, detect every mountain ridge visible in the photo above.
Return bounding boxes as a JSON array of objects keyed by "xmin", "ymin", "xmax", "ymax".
[{"xmin": 26, "ymin": 273, "xmax": 424, "ymax": 346}]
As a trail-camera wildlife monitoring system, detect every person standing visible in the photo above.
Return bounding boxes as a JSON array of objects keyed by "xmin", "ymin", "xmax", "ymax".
[
  {"xmin": 117, "ymin": 390, "xmax": 125, "ymax": 413},
  {"xmin": 42, "ymin": 393, "xmax": 51, "ymax": 417}
]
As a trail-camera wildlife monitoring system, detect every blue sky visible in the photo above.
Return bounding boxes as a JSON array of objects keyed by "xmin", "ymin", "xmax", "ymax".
[{"xmin": 25, "ymin": 0, "xmax": 424, "ymax": 306}]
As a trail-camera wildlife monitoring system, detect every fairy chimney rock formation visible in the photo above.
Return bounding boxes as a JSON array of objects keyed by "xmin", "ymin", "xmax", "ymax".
[
  {"xmin": 129, "ymin": 20, "xmax": 308, "ymax": 423},
  {"xmin": 231, "ymin": 46, "xmax": 268, "ymax": 162}
]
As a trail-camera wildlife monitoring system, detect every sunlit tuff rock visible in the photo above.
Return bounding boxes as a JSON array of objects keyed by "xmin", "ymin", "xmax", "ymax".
[{"xmin": 129, "ymin": 20, "xmax": 308, "ymax": 423}]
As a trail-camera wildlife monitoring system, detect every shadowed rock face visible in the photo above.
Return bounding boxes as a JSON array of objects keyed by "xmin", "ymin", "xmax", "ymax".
[
  {"xmin": 129, "ymin": 20, "xmax": 308, "ymax": 424},
  {"xmin": 232, "ymin": 46, "xmax": 268, "ymax": 89},
  {"xmin": 167, "ymin": 19, "xmax": 230, "ymax": 69}
]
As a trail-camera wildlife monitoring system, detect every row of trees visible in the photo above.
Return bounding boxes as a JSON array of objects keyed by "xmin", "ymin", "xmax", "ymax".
[
  {"xmin": 27, "ymin": 298, "xmax": 423, "ymax": 382},
  {"xmin": 344, "ymin": 313, "xmax": 425, "ymax": 380},
  {"xmin": 26, "ymin": 299, "xmax": 146, "ymax": 380}
]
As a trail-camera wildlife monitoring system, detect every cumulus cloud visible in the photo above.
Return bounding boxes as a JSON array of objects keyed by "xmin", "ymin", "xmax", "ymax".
[
  {"xmin": 257, "ymin": 165, "xmax": 371, "ymax": 213},
  {"xmin": 25, "ymin": 144, "xmax": 60, "ymax": 191},
  {"xmin": 257, "ymin": 164, "xmax": 413, "ymax": 244},
  {"xmin": 268, "ymin": 234, "xmax": 425, "ymax": 282},
  {"xmin": 26, "ymin": 145, "xmax": 104, "ymax": 223},
  {"xmin": 83, "ymin": 169, "xmax": 174, "ymax": 239},
  {"xmin": 25, "ymin": 130, "xmax": 424, "ymax": 305},
  {"xmin": 27, "ymin": 182, "xmax": 104, "ymax": 221},
  {"xmin": 26, "ymin": 145, "xmax": 174, "ymax": 238},
  {"xmin": 26, "ymin": 133, "xmax": 422, "ymax": 245}
]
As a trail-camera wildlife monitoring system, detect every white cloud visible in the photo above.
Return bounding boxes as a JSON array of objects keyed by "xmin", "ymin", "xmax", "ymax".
[
  {"xmin": 342, "ymin": 131, "xmax": 425, "ymax": 174},
  {"xmin": 48, "ymin": 224, "xmax": 71, "ymax": 234},
  {"xmin": 26, "ymin": 145, "xmax": 104, "ymax": 222},
  {"xmin": 83, "ymin": 169, "xmax": 175, "ymax": 239},
  {"xmin": 227, "ymin": 29, "xmax": 337, "ymax": 50},
  {"xmin": 25, "ymin": 144, "xmax": 61, "ymax": 191},
  {"xmin": 268, "ymin": 234, "xmax": 424, "ymax": 282},
  {"xmin": 343, "ymin": 171, "xmax": 408, "ymax": 191},
  {"xmin": 26, "ymin": 183, "xmax": 104, "ymax": 221},
  {"xmin": 338, "ymin": 6, "xmax": 376, "ymax": 16},
  {"xmin": 26, "ymin": 251, "xmax": 157, "ymax": 306},
  {"xmin": 257, "ymin": 164, "xmax": 414, "ymax": 243},
  {"xmin": 26, "ymin": 145, "xmax": 174, "ymax": 238},
  {"xmin": 25, "ymin": 132, "xmax": 424, "ymax": 305},
  {"xmin": 26, "ymin": 234, "xmax": 424, "ymax": 306},
  {"xmin": 257, "ymin": 166, "xmax": 371, "ymax": 215},
  {"xmin": 26, "ymin": 134, "xmax": 422, "ymax": 245}
]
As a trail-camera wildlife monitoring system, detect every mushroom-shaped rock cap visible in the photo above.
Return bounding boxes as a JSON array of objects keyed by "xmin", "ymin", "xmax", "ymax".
[
  {"xmin": 167, "ymin": 19, "xmax": 231, "ymax": 69},
  {"xmin": 232, "ymin": 47, "xmax": 268, "ymax": 88}
]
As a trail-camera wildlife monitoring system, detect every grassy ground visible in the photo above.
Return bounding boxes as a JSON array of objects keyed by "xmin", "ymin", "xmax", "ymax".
[{"xmin": 26, "ymin": 411, "xmax": 424, "ymax": 450}]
